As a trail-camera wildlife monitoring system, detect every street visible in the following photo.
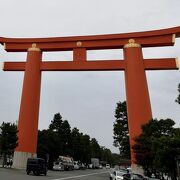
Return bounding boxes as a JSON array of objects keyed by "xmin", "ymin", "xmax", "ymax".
[{"xmin": 0, "ymin": 168, "xmax": 109, "ymax": 180}]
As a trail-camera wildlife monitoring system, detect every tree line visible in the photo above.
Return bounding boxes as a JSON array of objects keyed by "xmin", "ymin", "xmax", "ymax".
[
  {"xmin": 0, "ymin": 113, "xmax": 116, "ymax": 168},
  {"xmin": 0, "ymin": 122, "xmax": 18, "ymax": 167},
  {"xmin": 37, "ymin": 112, "xmax": 115, "ymax": 168}
]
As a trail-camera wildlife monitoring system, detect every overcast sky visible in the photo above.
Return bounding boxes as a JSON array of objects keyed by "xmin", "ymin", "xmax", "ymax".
[{"xmin": 0, "ymin": 0, "xmax": 180, "ymax": 153}]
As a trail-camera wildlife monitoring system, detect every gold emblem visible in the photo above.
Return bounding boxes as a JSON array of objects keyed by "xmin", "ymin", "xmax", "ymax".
[
  {"xmin": 28, "ymin": 43, "xmax": 41, "ymax": 51},
  {"xmin": 3, "ymin": 43, "xmax": 6, "ymax": 50},
  {"xmin": 172, "ymin": 34, "xmax": 176, "ymax": 44},
  {"xmin": 76, "ymin": 41, "xmax": 82, "ymax": 47},
  {"xmin": 176, "ymin": 58, "xmax": 179, "ymax": 69},
  {"xmin": 124, "ymin": 39, "xmax": 141, "ymax": 48}
]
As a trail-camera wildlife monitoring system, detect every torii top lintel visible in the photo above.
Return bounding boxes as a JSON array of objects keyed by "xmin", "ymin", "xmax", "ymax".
[
  {"xmin": 1, "ymin": 26, "xmax": 180, "ymax": 52},
  {"xmin": 1, "ymin": 26, "xmax": 180, "ymax": 72}
]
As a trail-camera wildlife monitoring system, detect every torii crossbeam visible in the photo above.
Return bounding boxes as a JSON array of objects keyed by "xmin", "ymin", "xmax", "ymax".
[{"xmin": 0, "ymin": 26, "xmax": 179, "ymax": 169}]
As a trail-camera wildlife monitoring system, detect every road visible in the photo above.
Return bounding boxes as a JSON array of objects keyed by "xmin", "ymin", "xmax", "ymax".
[{"xmin": 0, "ymin": 168, "xmax": 110, "ymax": 180}]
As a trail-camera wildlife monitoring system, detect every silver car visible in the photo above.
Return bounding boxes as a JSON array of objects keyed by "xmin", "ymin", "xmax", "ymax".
[{"xmin": 110, "ymin": 170, "xmax": 127, "ymax": 180}]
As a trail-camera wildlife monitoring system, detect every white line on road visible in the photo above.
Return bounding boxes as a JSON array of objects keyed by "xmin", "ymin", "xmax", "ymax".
[{"xmin": 52, "ymin": 171, "xmax": 109, "ymax": 180}]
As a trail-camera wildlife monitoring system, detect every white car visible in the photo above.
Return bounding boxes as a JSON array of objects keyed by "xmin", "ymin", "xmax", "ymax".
[
  {"xmin": 73, "ymin": 161, "xmax": 80, "ymax": 170},
  {"xmin": 106, "ymin": 164, "xmax": 110, "ymax": 169},
  {"xmin": 53, "ymin": 161, "xmax": 64, "ymax": 171},
  {"xmin": 110, "ymin": 170, "xmax": 127, "ymax": 180}
]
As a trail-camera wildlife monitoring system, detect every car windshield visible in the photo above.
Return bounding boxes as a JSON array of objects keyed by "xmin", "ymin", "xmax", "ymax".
[
  {"xmin": 117, "ymin": 171, "xmax": 126, "ymax": 176},
  {"xmin": 28, "ymin": 160, "xmax": 38, "ymax": 164},
  {"xmin": 119, "ymin": 169, "xmax": 128, "ymax": 173}
]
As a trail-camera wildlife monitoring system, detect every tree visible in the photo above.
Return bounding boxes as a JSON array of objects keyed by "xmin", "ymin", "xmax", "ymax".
[
  {"xmin": 90, "ymin": 138, "xmax": 101, "ymax": 159},
  {"xmin": 0, "ymin": 122, "xmax": 18, "ymax": 167},
  {"xmin": 49, "ymin": 113, "xmax": 71, "ymax": 156},
  {"xmin": 100, "ymin": 147, "xmax": 114, "ymax": 165},
  {"xmin": 113, "ymin": 101, "xmax": 130, "ymax": 158},
  {"xmin": 49, "ymin": 113, "xmax": 63, "ymax": 132},
  {"xmin": 37, "ymin": 129, "xmax": 60, "ymax": 169},
  {"xmin": 133, "ymin": 118, "xmax": 180, "ymax": 180},
  {"xmin": 176, "ymin": 83, "xmax": 180, "ymax": 104},
  {"xmin": 38, "ymin": 113, "xmax": 72, "ymax": 169},
  {"xmin": 70, "ymin": 127, "xmax": 81, "ymax": 160}
]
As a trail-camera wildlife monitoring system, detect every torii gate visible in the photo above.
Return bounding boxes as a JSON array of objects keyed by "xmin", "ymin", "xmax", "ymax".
[{"xmin": 0, "ymin": 26, "xmax": 179, "ymax": 169}]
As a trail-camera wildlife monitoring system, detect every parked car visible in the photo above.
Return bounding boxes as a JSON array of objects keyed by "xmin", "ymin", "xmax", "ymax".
[
  {"xmin": 79, "ymin": 162, "xmax": 86, "ymax": 170},
  {"xmin": 53, "ymin": 161, "xmax": 64, "ymax": 171},
  {"xmin": 87, "ymin": 163, "xmax": 93, "ymax": 169},
  {"xmin": 73, "ymin": 161, "xmax": 80, "ymax": 170},
  {"xmin": 26, "ymin": 158, "xmax": 47, "ymax": 176},
  {"xmin": 53, "ymin": 156, "xmax": 74, "ymax": 171},
  {"xmin": 106, "ymin": 164, "xmax": 110, "ymax": 169}
]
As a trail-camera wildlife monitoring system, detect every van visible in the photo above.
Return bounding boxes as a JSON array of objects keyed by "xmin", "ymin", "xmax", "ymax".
[{"xmin": 26, "ymin": 158, "xmax": 47, "ymax": 176}]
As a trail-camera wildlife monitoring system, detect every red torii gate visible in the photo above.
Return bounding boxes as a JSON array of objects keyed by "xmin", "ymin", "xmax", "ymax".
[{"xmin": 0, "ymin": 26, "xmax": 179, "ymax": 169}]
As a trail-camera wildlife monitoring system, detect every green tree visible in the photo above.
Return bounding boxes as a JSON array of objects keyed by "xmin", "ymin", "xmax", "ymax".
[
  {"xmin": 38, "ymin": 113, "xmax": 72, "ymax": 169},
  {"xmin": 90, "ymin": 138, "xmax": 101, "ymax": 159},
  {"xmin": 49, "ymin": 113, "xmax": 63, "ymax": 132},
  {"xmin": 49, "ymin": 113, "xmax": 71, "ymax": 156},
  {"xmin": 100, "ymin": 147, "xmax": 113, "ymax": 164},
  {"xmin": 113, "ymin": 101, "xmax": 130, "ymax": 158},
  {"xmin": 0, "ymin": 122, "xmax": 18, "ymax": 167},
  {"xmin": 176, "ymin": 83, "xmax": 180, "ymax": 104},
  {"xmin": 37, "ymin": 129, "xmax": 60, "ymax": 169},
  {"xmin": 79, "ymin": 134, "xmax": 91, "ymax": 163},
  {"xmin": 133, "ymin": 118, "xmax": 180, "ymax": 179},
  {"xmin": 70, "ymin": 127, "xmax": 81, "ymax": 160}
]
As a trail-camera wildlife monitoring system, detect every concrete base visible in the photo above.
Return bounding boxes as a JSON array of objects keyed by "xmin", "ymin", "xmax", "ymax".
[
  {"xmin": 12, "ymin": 151, "xmax": 37, "ymax": 169},
  {"xmin": 131, "ymin": 164, "xmax": 144, "ymax": 175}
]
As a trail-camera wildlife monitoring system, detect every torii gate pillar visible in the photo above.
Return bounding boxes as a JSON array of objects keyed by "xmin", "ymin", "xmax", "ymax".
[
  {"xmin": 124, "ymin": 40, "xmax": 152, "ymax": 172},
  {"xmin": 13, "ymin": 44, "xmax": 42, "ymax": 168}
]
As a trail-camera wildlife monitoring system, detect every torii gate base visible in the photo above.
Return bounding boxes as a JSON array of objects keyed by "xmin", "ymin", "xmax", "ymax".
[
  {"xmin": 1, "ymin": 26, "xmax": 180, "ymax": 170},
  {"xmin": 13, "ymin": 152, "xmax": 37, "ymax": 169}
]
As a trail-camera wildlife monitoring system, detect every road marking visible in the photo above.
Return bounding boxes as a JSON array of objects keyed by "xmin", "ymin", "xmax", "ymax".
[{"xmin": 52, "ymin": 171, "xmax": 108, "ymax": 180}]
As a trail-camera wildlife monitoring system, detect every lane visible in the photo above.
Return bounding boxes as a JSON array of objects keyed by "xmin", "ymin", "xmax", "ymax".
[
  {"xmin": 52, "ymin": 171, "xmax": 109, "ymax": 180},
  {"xmin": 0, "ymin": 168, "xmax": 110, "ymax": 180}
]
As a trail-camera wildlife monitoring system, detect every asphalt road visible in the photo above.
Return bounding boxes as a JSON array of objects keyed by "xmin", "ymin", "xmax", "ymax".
[{"xmin": 0, "ymin": 168, "xmax": 110, "ymax": 180}]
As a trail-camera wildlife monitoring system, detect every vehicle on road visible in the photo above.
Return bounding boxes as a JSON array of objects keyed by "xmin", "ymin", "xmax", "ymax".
[
  {"xmin": 73, "ymin": 161, "xmax": 80, "ymax": 170},
  {"xmin": 106, "ymin": 164, "xmax": 110, "ymax": 169},
  {"xmin": 79, "ymin": 162, "xmax": 86, "ymax": 170},
  {"xmin": 87, "ymin": 163, "xmax": 93, "ymax": 169},
  {"xmin": 53, "ymin": 161, "xmax": 64, "ymax": 171},
  {"xmin": 91, "ymin": 158, "xmax": 100, "ymax": 169},
  {"xmin": 109, "ymin": 170, "xmax": 127, "ymax": 180},
  {"xmin": 26, "ymin": 158, "xmax": 47, "ymax": 176},
  {"xmin": 123, "ymin": 173, "xmax": 148, "ymax": 180},
  {"xmin": 53, "ymin": 156, "xmax": 74, "ymax": 171}
]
